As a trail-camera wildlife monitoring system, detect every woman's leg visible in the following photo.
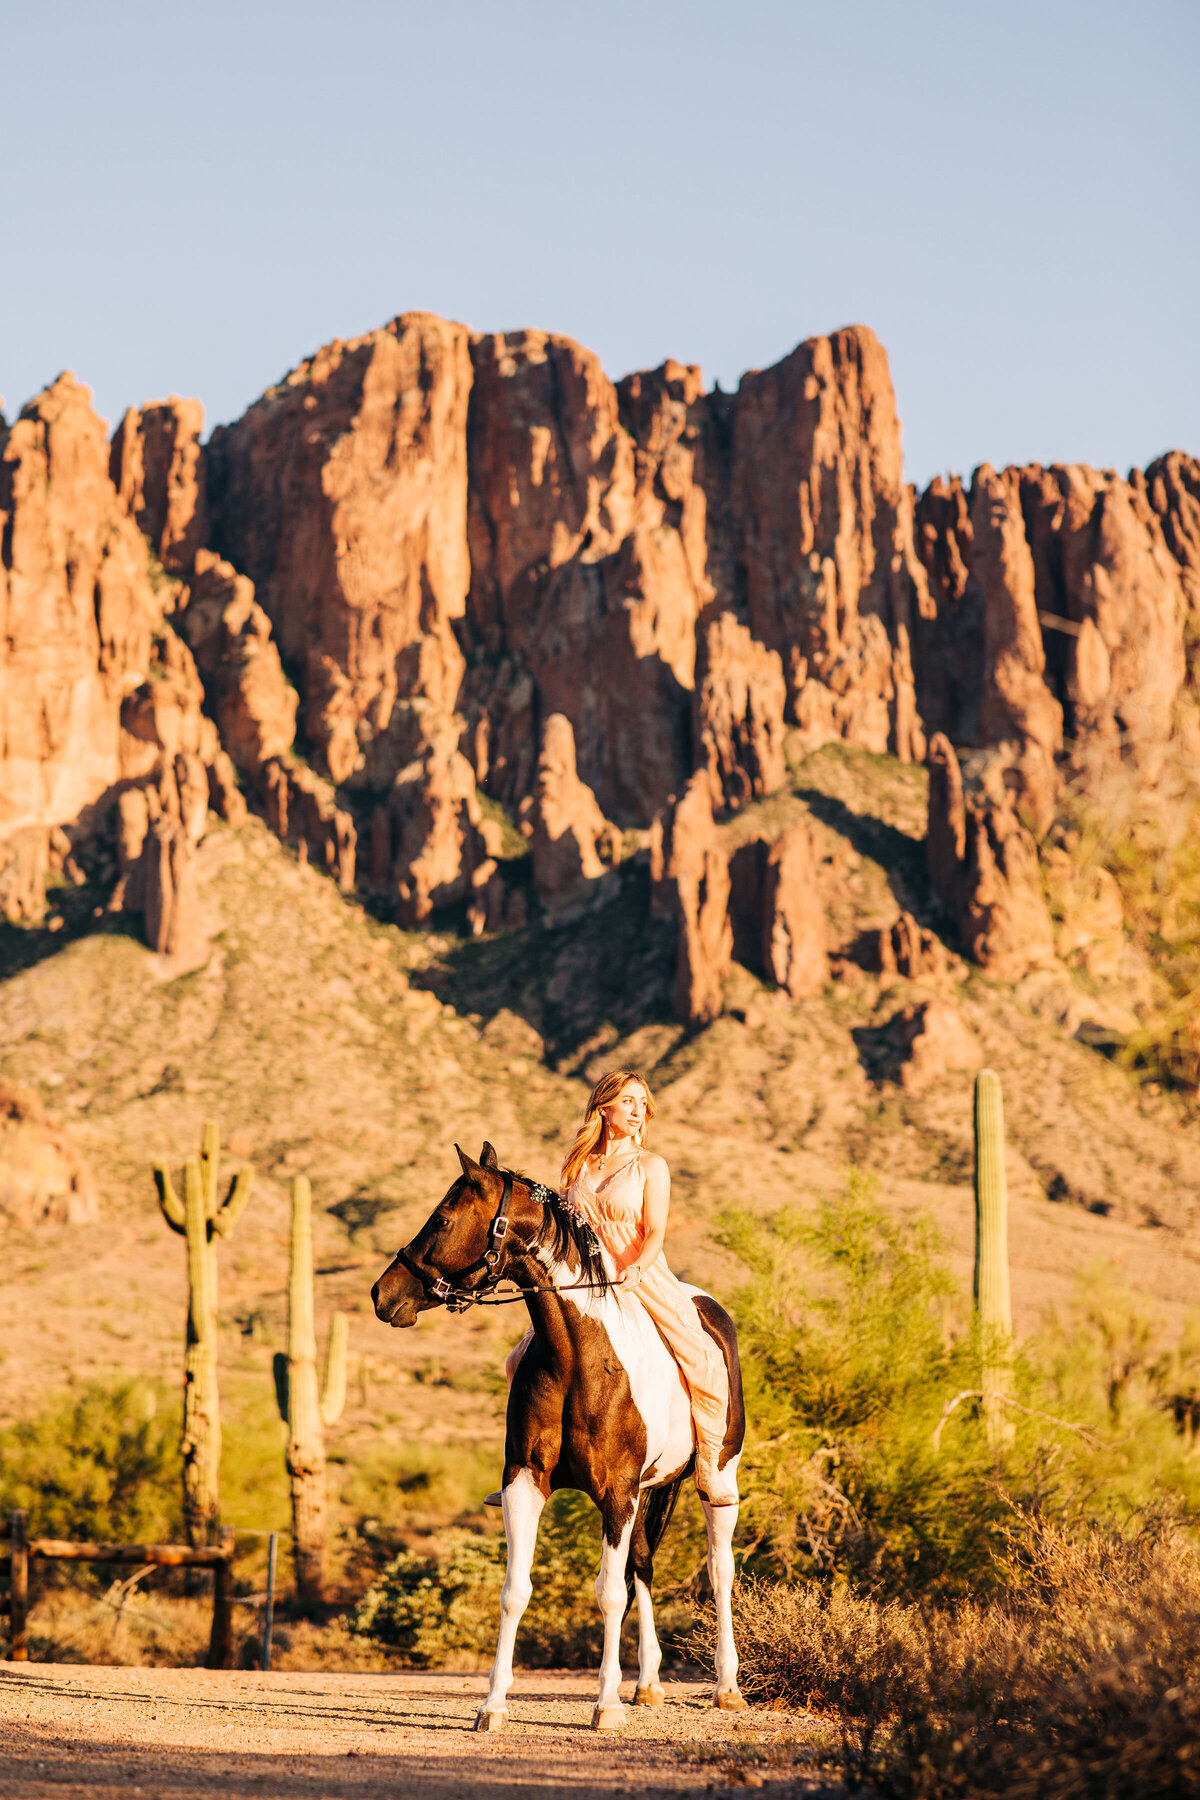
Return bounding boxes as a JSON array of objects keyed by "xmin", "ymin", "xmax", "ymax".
[{"xmin": 633, "ymin": 1268, "xmax": 736, "ymax": 1504}]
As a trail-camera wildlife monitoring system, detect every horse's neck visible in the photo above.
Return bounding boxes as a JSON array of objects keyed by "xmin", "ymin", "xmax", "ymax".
[{"xmin": 514, "ymin": 1241, "xmax": 615, "ymax": 1362}]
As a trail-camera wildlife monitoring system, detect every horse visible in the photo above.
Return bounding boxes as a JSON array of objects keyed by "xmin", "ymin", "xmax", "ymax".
[{"xmin": 371, "ymin": 1141, "xmax": 747, "ymax": 1731}]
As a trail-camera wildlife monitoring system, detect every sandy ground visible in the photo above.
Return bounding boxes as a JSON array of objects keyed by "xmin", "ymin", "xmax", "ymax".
[{"xmin": 0, "ymin": 1665, "xmax": 841, "ymax": 1799}]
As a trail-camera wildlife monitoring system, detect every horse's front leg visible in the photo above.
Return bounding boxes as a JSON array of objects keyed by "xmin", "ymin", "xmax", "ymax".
[
  {"xmin": 476, "ymin": 1468, "xmax": 546, "ymax": 1731},
  {"xmin": 592, "ymin": 1498, "xmax": 638, "ymax": 1730},
  {"xmin": 703, "ymin": 1479, "xmax": 747, "ymax": 1710}
]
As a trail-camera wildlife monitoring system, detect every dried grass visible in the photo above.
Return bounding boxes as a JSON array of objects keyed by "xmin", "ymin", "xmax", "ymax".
[{"xmin": 696, "ymin": 1519, "xmax": 1200, "ymax": 1797}]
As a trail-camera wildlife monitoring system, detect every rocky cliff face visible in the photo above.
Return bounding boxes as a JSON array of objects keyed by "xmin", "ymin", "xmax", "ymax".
[
  {"xmin": 3, "ymin": 315, "xmax": 1196, "ymax": 1025},
  {"xmin": 0, "ymin": 375, "xmax": 236, "ymax": 949}
]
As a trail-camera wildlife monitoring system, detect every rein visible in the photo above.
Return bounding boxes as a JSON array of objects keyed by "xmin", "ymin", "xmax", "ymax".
[{"xmin": 398, "ymin": 1172, "xmax": 612, "ymax": 1314}]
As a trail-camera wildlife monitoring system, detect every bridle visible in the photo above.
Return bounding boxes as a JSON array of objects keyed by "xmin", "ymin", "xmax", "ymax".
[{"xmin": 395, "ymin": 1171, "xmax": 610, "ymax": 1313}]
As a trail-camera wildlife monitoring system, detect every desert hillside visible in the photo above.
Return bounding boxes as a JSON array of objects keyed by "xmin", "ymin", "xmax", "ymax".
[{"xmin": 1, "ymin": 309, "xmax": 1198, "ymax": 1601}]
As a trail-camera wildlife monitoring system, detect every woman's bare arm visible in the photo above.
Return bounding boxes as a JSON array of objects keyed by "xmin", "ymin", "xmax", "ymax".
[{"xmin": 624, "ymin": 1154, "xmax": 670, "ymax": 1282}]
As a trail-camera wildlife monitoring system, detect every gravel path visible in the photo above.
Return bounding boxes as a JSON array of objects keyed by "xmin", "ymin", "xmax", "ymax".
[{"xmin": 0, "ymin": 1665, "xmax": 841, "ymax": 1798}]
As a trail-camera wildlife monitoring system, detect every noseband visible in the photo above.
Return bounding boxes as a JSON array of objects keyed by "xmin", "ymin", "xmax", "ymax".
[{"xmin": 396, "ymin": 1172, "xmax": 607, "ymax": 1311}]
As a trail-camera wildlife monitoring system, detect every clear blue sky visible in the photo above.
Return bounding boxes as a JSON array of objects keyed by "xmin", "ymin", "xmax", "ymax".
[{"xmin": 2, "ymin": 0, "xmax": 1197, "ymax": 488}]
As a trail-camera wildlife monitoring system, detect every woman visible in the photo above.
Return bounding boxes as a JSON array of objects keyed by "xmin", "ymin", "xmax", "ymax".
[{"xmin": 498, "ymin": 1068, "xmax": 736, "ymax": 1506}]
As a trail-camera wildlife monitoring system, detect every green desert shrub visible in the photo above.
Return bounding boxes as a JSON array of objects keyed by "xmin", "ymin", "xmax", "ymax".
[
  {"xmin": 721, "ymin": 1172, "xmax": 1012, "ymax": 1598},
  {"xmin": 352, "ymin": 1490, "xmax": 640, "ymax": 1667},
  {"xmin": 0, "ymin": 1380, "xmax": 180, "ymax": 1545},
  {"xmin": 723, "ymin": 1172, "xmax": 1200, "ymax": 1601},
  {"xmin": 351, "ymin": 1528, "xmax": 504, "ymax": 1664},
  {"xmin": 700, "ymin": 1519, "xmax": 1200, "ymax": 1798}
]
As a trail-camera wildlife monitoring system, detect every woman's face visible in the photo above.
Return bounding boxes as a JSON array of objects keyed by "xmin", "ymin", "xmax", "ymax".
[{"xmin": 600, "ymin": 1081, "xmax": 648, "ymax": 1143}]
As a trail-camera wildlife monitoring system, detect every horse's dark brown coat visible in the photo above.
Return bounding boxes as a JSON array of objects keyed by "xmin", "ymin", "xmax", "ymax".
[{"xmin": 371, "ymin": 1145, "xmax": 745, "ymax": 1565}]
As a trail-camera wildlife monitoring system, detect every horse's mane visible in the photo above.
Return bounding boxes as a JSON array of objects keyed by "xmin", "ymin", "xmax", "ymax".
[{"xmin": 508, "ymin": 1169, "xmax": 610, "ymax": 1293}]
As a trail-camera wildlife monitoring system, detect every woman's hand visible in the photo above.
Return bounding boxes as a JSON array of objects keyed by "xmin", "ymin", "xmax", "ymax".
[{"xmin": 621, "ymin": 1264, "xmax": 643, "ymax": 1288}]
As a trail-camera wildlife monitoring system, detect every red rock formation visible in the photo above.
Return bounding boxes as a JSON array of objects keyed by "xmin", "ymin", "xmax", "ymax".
[
  {"xmin": 110, "ymin": 397, "xmax": 207, "ymax": 573},
  {"xmin": 651, "ymin": 774, "xmax": 732, "ymax": 1026},
  {"xmin": 370, "ymin": 722, "xmax": 481, "ymax": 922},
  {"xmin": 14, "ymin": 310, "xmax": 1191, "ymax": 976},
  {"xmin": 0, "ymin": 1081, "xmax": 100, "ymax": 1226},
  {"xmin": 916, "ymin": 457, "xmax": 1193, "ymax": 808},
  {"xmin": 914, "ymin": 468, "xmax": 1061, "ymax": 828},
  {"xmin": 263, "ymin": 760, "xmax": 357, "ymax": 894},
  {"xmin": 883, "ymin": 998, "xmax": 983, "ymax": 1093},
  {"xmin": 730, "ymin": 326, "xmax": 928, "ymax": 763},
  {"xmin": 0, "ymin": 375, "xmax": 167, "ymax": 904},
  {"xmin": 1021, "ymin": 464, "xmax": 1189, "ymax": 779},
  {"xmin": 465, "ymin": 339, "xmax": 701, "ymax": 824},
  {"xmin": 971, "ymin": 466, "xmax": 1062, "ymax": 811},
  {"xmin": 872, "ymin": 910, "xmax": 952, "ymax": 982},
  {"xmin": 0, "ymin": 373, "xmax": 244, "ymax": 942},
  {"xmin": 1143, "ymin": 452, "xmax": 1200, "ymax": 632},
  {"xmin": 693, "ymin": 612, "xmax": 787, "ymax": 811},
  {"xmin": 141, "ymin": 815, "xmax": 203, "ymax": 960},
  {"xmin": 528, "ymin": 714, "xmax": 621, "ymax": 911},
  {"xmin": 180, "ymin": 550, "xmax": 298, "ymax": 773},
  {"xmin": 762, "ymin": 820, "xmax": 829, "ymax": 998},
  {"xmin": 926, "ymin": 736, "xmax": 1056, "ymax": 979},
  {"xmin": 206, "ymin": 312, "xmax": 474, "ymax": 790}
]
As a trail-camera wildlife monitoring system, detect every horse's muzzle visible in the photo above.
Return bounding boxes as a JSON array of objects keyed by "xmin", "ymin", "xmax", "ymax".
[{"xmin": 371, "ymin": 1259, "xmax": 423, "ymax": 1327}]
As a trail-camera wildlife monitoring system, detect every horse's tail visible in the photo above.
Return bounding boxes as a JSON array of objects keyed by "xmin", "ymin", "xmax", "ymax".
[{"xmin": 624, "ymin": 1469, "xmax": 688, "ymax": 1612}]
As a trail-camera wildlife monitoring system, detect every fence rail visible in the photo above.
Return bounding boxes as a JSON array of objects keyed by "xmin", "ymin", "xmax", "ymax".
[{"xmin": 1, "ymin": 1510, "xmax": 235, "ymax": 1667}]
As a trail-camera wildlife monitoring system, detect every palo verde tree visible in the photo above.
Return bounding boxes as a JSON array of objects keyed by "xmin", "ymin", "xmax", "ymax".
[
  {"xmin": 274, "ymin": 1175, "xmax": 347, "ymax": 1605},
  {"xmin": 154, "ymin": 1122, "xmax": 254, "ymax": 1545}
]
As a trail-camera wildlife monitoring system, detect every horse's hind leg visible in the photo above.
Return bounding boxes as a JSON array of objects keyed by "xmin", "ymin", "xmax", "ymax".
[
  {"xmin": 476, "ymin": 1469, "xmax": 545, "ymax": 1732},
  {"xmin": 592, "ymin": 1504, "xmax": 638, "ymax": 1730},
  {"xmin": 703, "ymin": 1485, "xmax": 747, "ymax": 1711},
  {"xmin": 628, "ymin": 1504, "xmax": 664, "ymax": 1706}
]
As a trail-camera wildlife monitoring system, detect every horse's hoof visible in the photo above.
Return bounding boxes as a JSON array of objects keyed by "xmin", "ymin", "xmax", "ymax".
[
  {"xmin": 714, "ymin": 1689, "xmax": 749, "ymax": 1711},
  {"xmin": 591, "ymin": 1703, "xmax": 626, "ymax": 1730},
  {"xmin": 634, "ymin": 1684, "xmax": 666, "ymax": 1707},
  {"xmin": 474, "ymin": 1708, "xmax": 509, "ymax": 1732}
]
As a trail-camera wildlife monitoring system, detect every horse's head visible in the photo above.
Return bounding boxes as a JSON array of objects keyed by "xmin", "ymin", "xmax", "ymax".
[{"xmin": 371, "ymin": 1141, "xmax": 518, "ymax": 1327}]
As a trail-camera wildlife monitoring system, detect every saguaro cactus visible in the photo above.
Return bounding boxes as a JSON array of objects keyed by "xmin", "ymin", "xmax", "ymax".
[
  {"xmin": 973, "ymin": 1069, "xmax": 1015, "ymax": 1453},
  {"xmin": 154, "ymin": 1123, "xmax": 254, "ymax": 1545},
  {"xmin": 274, "ymin": 1176, "xmax": 348, "ymax": 1605}
]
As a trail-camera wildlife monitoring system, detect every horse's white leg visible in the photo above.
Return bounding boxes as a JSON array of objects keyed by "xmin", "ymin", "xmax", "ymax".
[
  {"xmin": 476, "ymin": 1468, "xmax": 545, "ymax": 1731},
  {"xmin": 703, "ymin": 1479, "xmax": 747, "ymax": 1710},
  {"xmin": 592, "ymin": 1509, "xmax": 637, "ymax": 1730},
  {"xmin": 633, "ymin": 1573, "xmax": 665, "ymax": 1704}
]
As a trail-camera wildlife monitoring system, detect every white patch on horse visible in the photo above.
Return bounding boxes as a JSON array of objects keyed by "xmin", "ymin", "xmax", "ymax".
[
  {"xmin": 537, "ymin": 1234, "xmax": 702, "ymax": 1488},
  {"xmin": 477, "ymin": 1466, "xmax": 545, "ymax": 1728}
]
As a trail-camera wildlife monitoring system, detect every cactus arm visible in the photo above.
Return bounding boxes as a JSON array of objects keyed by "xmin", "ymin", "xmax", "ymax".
[
  {"xmin": 200, "ymin": 1120, "xmax": 220, "ymax": 1219},
  {"xmin": 153, "ymin": 1162, "xmax": 187, "ymax": 1233},
  {"xmin": 321, "ymin": 1314, "xmax": 348, "ymax": 1427},
  {"xmin": 213, "ymin": 1167, "xmax": 254, "ymax": 1238}
]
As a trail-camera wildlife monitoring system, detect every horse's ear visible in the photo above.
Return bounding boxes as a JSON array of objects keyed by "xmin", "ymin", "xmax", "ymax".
[
  {"xmin": 455, "ymin": 1144, "xmax": 479, "ymax": 1180},
  {"xmin": 480, "ymin": 1142, "xmax": 498, "ymax": 1170}
]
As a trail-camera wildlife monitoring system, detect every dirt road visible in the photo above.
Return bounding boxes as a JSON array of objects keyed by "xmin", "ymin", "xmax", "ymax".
[{"xmin": 0, "ymin": 1665, "xmax": 840, "ymax": 1798}]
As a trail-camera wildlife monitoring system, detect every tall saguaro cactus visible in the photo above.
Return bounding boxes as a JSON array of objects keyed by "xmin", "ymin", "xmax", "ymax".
[
  {"xmin": 154, "ymin": 1122, "xmax": 254, "ymax": 1545},
  {"xmin": 973, "ymin": 1070, "xmax": 1015, "ymax": 1453},
  {"xmin": 274, "ymin": 1176, "xmax": 347, "ymax": 1605}
]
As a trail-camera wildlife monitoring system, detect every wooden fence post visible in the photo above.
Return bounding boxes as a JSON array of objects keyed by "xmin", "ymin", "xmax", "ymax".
[
  {"xmin": 206, "ymin": 1526, "xmax": 235, "ymax": 1670},
  {"xmin": 11, "ymin": 1511, "xmax": 28, "ymax": 1662},
  {"xmin": 261, "ymin": 1531, "xmax": 278, "ymax": 1672}
]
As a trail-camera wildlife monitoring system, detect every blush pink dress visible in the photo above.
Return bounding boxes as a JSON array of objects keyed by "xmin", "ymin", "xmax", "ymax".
[{"xmin": 568, "ymin": 1149, "xmax": 730, "ymax": 1459}]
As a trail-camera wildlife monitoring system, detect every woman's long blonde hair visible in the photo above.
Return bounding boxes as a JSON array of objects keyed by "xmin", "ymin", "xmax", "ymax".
[{"xmin": 560, "ymin": 1069, "xmax": 657, "ymax": 1192}]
